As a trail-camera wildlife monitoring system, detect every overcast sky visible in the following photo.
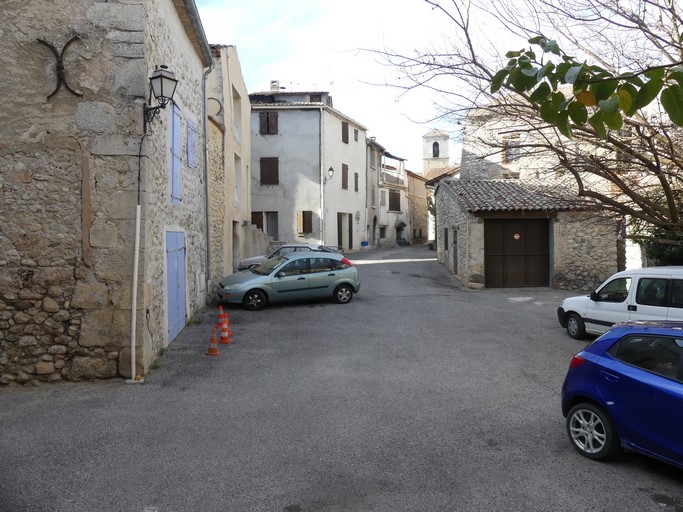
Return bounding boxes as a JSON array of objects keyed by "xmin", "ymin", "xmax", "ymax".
[{"xmin": 194, "ymin": 0, "xmax": 464, "ymax": 172}]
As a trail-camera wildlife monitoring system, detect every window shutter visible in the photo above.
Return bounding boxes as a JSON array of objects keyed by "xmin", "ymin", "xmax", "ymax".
[
  {"xmin": 251, "ymin": 212, "xmax": 264, "ymax": 230},
  {"xmin": 342, "ymin": 164, "xmax": 348, "ymax": 189},
  {"xmin": 170, "ymin": 104, "xmax": 182, "ymax": 205},
  {"xmin": 270, "ymin": 112, "xmax": 278, "ymax": 134},
  {"xmin": 354, "ymin": 172, "xmax": 359, "ymax": 192},
  {"xmin": 260, "ymin": 157, "xmax": 279, "ymax": 185},
  {"xmin": 342, "ymin": 122, "xmax": 349, "ymax": 144},
  {"xmin": 303, "ymin": 210, "xmax": 313, "ymax": 233},
  {"xmin": 259, "ymin": 112, "xmax": 267, "ymax": 134},
  {"xmin": 187, "ymin": 120, "xmax": 198, "ymax": 168},
  {"xmin": 296, "ymin": 211, "xmax": 303, "ymax": 233}
]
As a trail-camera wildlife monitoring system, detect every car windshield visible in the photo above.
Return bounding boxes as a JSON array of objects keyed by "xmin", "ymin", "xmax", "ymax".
[{"xmin": 252, "ymin": 255, "xmax": 288, "ymax": 275}]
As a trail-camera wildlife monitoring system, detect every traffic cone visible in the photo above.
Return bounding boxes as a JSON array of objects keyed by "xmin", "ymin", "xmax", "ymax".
[
  {"xmin": 218, "ymin": 319, "xmax": 233, "ymax": 345},
  {"xmin": 218, "ymin": 306, "xmax": 227, "ymax": 326},
  {"xmin": 205, "ymin": 328, "xmax": 220, "ymax": 356}
]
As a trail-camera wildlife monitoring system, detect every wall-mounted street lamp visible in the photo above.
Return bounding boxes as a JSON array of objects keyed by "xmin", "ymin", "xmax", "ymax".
[
  {"xmin": 143, "ymin": 65, "xmax": 178, "ymax": 133},
  {"xmin": 324, "ymin": 166, "xmax": 334, "ymax": 184}
]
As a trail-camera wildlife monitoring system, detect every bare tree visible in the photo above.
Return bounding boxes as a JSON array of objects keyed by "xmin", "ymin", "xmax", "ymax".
[{"xmin": 368, "ymin": 0, "xmax": 683, "ymax": 244}]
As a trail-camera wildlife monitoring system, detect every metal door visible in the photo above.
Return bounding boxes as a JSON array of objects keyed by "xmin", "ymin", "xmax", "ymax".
[{"xmin": 166, "ymin": 231, "xmax": 186, "ymax": 342}]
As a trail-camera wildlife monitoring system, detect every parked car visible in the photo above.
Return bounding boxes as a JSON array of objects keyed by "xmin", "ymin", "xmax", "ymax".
[
  {"xmin": 561, "ymin": 321, "xmax": 683, "ymax": 469},
  {"xmin": 237, "ymin": 243, "xmax": 342, "ymax": 271},
  {"xmin": 218, "ymin": 252, "xmax": 360, "ymax": 310},
  {"xmin": 557, "ymin": 267, "xmax": 683, "ymax": 339}
]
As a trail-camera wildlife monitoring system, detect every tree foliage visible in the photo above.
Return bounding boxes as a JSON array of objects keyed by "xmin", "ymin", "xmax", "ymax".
[{"xmin": 369, "ymin": 0, "xmax": 683, "ymax": 242}]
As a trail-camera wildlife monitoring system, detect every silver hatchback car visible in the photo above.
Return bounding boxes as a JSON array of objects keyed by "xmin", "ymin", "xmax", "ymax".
[{"xmin": 218, "ymin": 252, "xmax": 360, "ymax": 310}]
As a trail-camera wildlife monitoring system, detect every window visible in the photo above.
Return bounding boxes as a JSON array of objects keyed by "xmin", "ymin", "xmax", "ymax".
[
  {"xmin": 310, "ymin": 94, "xmax": 322, "ymax": 103},
  {"xmin": 380, "ymin": 190, "xmax": 386, "ymax": 207},
  {"xmin": 503, "ymin": 139, "xmax": 521, "ymax": 163},
  {"xmin": 596, "ymin": 278, "xmax": 631, "ymax": 302},
  {"xmin": 260, "ymin": 157, "xmax": 279, "ymax": 185},
  {"xmin": 432, "ymin": 141, "xmax": 439, "ymax": 158},
  {"xmin": 309, "ymin": 257, "xmax": 335, "ymax": 273},
  {"xmin": 354, "ymin": 129, "xmax": 359, "ymax": 142},
  {"xmin": 342, "ymin": 122, "xmax": 349, "ymax": 144},
  {"xmin": 170, "ymin": 104, "xmax": 182, "ymax": 205},
  {"xmin": 636, "ymin": 278, "xmax": 669, "ymax": 307},
  {"xmin": 370, "ymin": 150, "xmax": 377, "ymax": 168},
  {"xmin": 251, "ymin": 212, "xmax": 264, "ymax": 231},
  {"xmin": 609, "ymin": 335, "xmax": 683, "ymax": 382},
  {"xmin": 671, "ymin": 280, "xmax": 683, "ymax": 308},
  {"xmin": 186, "ymin": 120, "xmax": 198, "ymax": 168},
  {"xmin": 354, "ymin": 172, "xmax": 359, "ymax": 192},
  {"xmin": 297, "ymin": 210, "xmax": 313, "ymax": 234},
  {"xmin": 444, "ymin": 227, "xmax": 448, "ymax": 248},
  {"xmin": 266, "ymin": 211, "xmax": 279, "ymax": 240},
  {"xmin": 342, "ymin": 164, "xmax": 348, "ymax": 189},
  {"xmin": 280, "ymin": 258, "xmax": 308, "ymax": 276},
  {"xmin": 389, "ymin": 190, "xmax": 400, "ymax": 211},
  {"xmin": 379, "ymin": 226, "xmax": 386, "ymax": 238},
  {"xmin": 371, "ymin": 185, "xmax": 376, "ymax": 207},
  {"xmin": 259, "ymin": 111, "xmax": 278, "ymax": 134}
]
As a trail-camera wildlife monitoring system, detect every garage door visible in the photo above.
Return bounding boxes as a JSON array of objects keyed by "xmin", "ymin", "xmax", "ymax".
[{"xmin": 484, "ymin": 219, "xmax": 549, "ymax": 287}]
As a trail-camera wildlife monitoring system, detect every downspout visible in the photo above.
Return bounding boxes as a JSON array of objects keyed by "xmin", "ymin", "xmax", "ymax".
[
  {"xmin": 319, "ymin": 106, "xmax": 324, "ymax": 245},
  {"xmin": 203, "ymin": 59, "xmax": 214, "ymax": 302}
]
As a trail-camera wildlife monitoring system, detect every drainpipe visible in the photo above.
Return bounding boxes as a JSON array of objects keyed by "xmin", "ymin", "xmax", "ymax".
[
  {"xmin": 319, "ymin": 106, "xmax": 325, "ymax": 245},
  {"xmin": 203, "ymin": 59, "xmax": 214, "ymax": 302}
]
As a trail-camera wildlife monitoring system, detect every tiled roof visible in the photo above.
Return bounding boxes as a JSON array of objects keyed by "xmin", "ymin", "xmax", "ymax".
[{"xmin": 440, "ymin": 179, "xmax": 593, "ymax": 212}]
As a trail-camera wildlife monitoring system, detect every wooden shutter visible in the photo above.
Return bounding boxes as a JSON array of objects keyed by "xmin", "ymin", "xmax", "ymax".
[
  {"xmin": 251, "ymin": 212, "xmax": 264, "ymax": 230},
  {"xmin": 342, "ymin": 164, "xmax": 348, "ymax": 189},
  {"xmin": 186, "ymin": 120, "xmax": 198, "ymax": 168},
  {"xmin": 260, "ymin": 157, "xmax": 279, "ymax": 184},
  {"xmin": 170, "ymin": 105, "xmax": 182, "ymax": 205},
  {"xmin": 389, "ymin": 190, "xmax": 400, "ymax": 211},
  {"xmin": 342, "ymin": 122, "xmax": 349, "ymax": 144},
  {"xmin": 354, "ymin": 172, "xmax": 359, "ymax": 192}
]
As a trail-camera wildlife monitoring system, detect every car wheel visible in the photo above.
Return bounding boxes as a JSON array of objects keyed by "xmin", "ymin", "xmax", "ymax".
[
  {"xmin": 243, "ymin": 289, "xmax": 267, "ymax": 311},
  {"xmin": 566, "ymin": 313, "xmax": 586, "ymax": 340},
  {"xmin": 333, "ymin": 284, "xmax": 353, "ymax": 304},
  {"xmin": 566, "ymin": 403, "xmax": 620, "ymax": 461}
]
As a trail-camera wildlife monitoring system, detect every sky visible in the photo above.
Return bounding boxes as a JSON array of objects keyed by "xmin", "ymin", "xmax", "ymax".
[{"xmin": 194, "ymin": 0, "xmax": 464, "ymax": 172}]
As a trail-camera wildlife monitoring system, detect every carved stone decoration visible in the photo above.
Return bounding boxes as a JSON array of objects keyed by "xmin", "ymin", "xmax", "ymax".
[{"xmin": 37, "ymin": 34, "xmax": 84, "ymax": 100}]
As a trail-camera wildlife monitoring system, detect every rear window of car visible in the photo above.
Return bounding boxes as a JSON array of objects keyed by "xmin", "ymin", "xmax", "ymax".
[{"xmin": 608, "ymin": 335, "xmax": 683, "ymax": 382}]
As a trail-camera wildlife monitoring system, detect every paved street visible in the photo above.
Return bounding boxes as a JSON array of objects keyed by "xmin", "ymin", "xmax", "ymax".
[{"xmin": 1, "ymin": 245, "xmax": 682, "ymax": 512}]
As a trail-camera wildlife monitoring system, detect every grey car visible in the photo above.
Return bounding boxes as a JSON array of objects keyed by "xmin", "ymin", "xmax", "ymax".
[
  {"xmin": 218, "ymin": 252, "xmax": 360, "ymax": 310},
  {"xmin": 237, "ymin": 243, "xmax": 342, "ymax": 271}
]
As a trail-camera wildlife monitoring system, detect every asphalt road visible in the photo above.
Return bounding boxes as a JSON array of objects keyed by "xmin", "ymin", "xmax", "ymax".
[{"xmin": 1, "ymin": 245, "xmax": 682, "ymax": 512}]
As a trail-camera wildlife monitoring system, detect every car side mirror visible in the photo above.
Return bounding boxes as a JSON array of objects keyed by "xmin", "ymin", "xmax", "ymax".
[
  {"xmin": 589, "ymin": 291, "xmax": 598, "ymax": 301},
  {"xmin": 275, "ymin": 272, "xmax": 285, "ymax": 278}
]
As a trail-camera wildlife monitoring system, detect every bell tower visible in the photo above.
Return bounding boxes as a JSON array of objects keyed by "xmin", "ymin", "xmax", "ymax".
[{"xmin": 422, "ymin": 129, "xmax": 449, "ymax": 173}]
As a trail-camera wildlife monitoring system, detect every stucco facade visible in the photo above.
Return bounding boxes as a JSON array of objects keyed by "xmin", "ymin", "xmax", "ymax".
[
  {"xmin": 249, "ymin": 89, "xmax": 368, "ymax": 251},
  {"xmin": 0, "ymin": 0, "xmax": 212, "ymax": 385}
]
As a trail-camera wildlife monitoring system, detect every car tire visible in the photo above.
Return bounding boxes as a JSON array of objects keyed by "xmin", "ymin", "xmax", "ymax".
[
  {"xmin": 243, "ymin": 289, "xmax": 267, "ymax": 311},
  {"xmin": 333, "ymin": 284, "xmax": 353, "ymax": 304},
  {"xmin": 566, "ymin": 313, "xmax": 586, "ymax": 340},
  {"xmin": 566, "ymin": 402, "xmax": 620, "ymax": 461}
]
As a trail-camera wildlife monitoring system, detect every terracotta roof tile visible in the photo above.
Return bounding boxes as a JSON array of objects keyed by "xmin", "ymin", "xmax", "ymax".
[{"xmin": 441, "ymin": 179, "xmax": 592, "ymax": 212}]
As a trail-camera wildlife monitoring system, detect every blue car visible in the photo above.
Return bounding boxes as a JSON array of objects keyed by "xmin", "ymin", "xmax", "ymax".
[
  {"xmin": 561, "ymin": 321, "xmax": 683, "ymax": 469},
  {"xmin": 217, "ymin": 252, "xmax": 360, "ymax": 311}
]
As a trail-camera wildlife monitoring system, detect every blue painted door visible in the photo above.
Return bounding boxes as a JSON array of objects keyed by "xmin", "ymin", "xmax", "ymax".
[{"xmin": 166, "ymin": 231, "xmax": 186, "ymax": 342}]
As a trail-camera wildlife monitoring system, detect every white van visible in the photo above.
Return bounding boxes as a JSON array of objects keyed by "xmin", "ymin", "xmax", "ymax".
[{"xmin": 557, "ymin": 267, "xmax": 683, "ymax": 339}]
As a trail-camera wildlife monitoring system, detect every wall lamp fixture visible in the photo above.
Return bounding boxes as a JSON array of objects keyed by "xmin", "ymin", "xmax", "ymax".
[
  {"xmin": 144, "ymin": 65, "xmax": 178, "ymax": 133},
  {"xmin": 324, "ymin": 166, "xmax": 334, "ymax": 184}
]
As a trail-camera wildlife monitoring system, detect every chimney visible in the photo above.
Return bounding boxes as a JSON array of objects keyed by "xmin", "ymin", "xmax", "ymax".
[{"xmin": 270, "ymin": 80, "xmax": 280, "ymax": 92}]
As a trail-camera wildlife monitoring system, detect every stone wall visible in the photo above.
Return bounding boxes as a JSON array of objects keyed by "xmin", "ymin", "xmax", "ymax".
[{"xmin": 1, "ymin": 0, "xmax": 210, "ymax": 385}]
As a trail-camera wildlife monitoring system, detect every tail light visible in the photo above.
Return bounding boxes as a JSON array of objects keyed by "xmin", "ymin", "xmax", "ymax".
[
  {"xmin": 341, "ymin": 257, "xmax": 353, "ymax": 266},
  {"xmin": 568, "ymin": 354, "xmax": 586, "ymax": 369}
]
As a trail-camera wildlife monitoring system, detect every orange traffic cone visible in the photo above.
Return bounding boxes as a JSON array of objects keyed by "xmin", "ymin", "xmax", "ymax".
[
  {"xmin": 218, "ymin": 320, "xmax": 232, "ymax": 345},
  {"xmin": 218, "ymin": 306, "xmax": 226, "ymax": 325},
  {"xmin": 205, "ymin": 328, "xmax": 220, "ymax": 356}
]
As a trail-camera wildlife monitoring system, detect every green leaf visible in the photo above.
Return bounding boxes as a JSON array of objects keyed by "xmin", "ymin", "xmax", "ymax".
[
  {"xmin": 556, "ymin": 111, "xmax": 573, "ymax": 138},
  {"xmin": 491, "ymin": 68, "xmax": 509, "ymax": 94},
  {"xmin": 540, "ymin": 100, "xmax": 558, "ymax": 123},
  {"xmin": 508, "ymin": 67, "xmax": 537, "ymax": 92},
  {"xmin": 568, "ymin": 101, "xmax": 588, "ymax": 124},
  {"xmin": 565, "ymin": 65, "xmax": 583, "ymax": 84},
  {"xmin": 668, "ymin": 71, "xmax": 683, "ymax": 87},
  {"xmin": 598, "ymin": 95, "xmax": 620, "ymax": 115},
  {"xmin": 541, "ymin": 39, "xmax": 560, "ymax": 55},
  {"xmin": 536, "ymin": 62, "xmax": 554, "ymax": 80},
  {"xmin": 603, "ymin": 110, "xmax": 623, "ymax": 131},
  {"xmin": 661, "ymin": 85, "xmax": 683, "ymax": 126},
  {"xmin": 528, "ymin": 35, "xmax": 544, "ymax": 45},
  {"xmin": 589, "ymin": 111, "xmax": 607, "ymax": 139},
  {"xmin": 505, "ymin": 50, "xmax": 522, "ymax": 58},
  {"xmin": 529, "ymin": 82, "xmax": 551, "ymax": 103},
  {"xmin": 644, "ymin": 68, "xmax": 666, "ymax": 81},
  {"xmin": 590, "ymin": 79, "xmax": 618, "ymax": 101},
  {"xmin": 556, "ymin": 62, "xmax": 572, "ymax": 80},
  {"xmin": 521, "ymin": 66, "xmax": 539, "ymax": 77},
  {"xmin": 550, "ymin": 91, "xmax": 567, "ymax": 109},
  {"xmin": 634, "ymin": 78, "xmax": 664, "ymax": 110}
]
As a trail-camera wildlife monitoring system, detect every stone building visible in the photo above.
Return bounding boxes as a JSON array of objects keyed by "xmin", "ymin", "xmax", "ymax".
[
  {"xmin": 434, "ymin": 108, "xmax": 621, "ymax": 291},
  {"xmin": 206, "ymin": 45, "xmax": 270, "ymax": 294},
  {"xmin": 406, "ymin": 171, "xmax": 429, "ymax": 244},
  {"xmin": 0, "ymin": 0, "xmax": 212, "ymax": 385}
]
